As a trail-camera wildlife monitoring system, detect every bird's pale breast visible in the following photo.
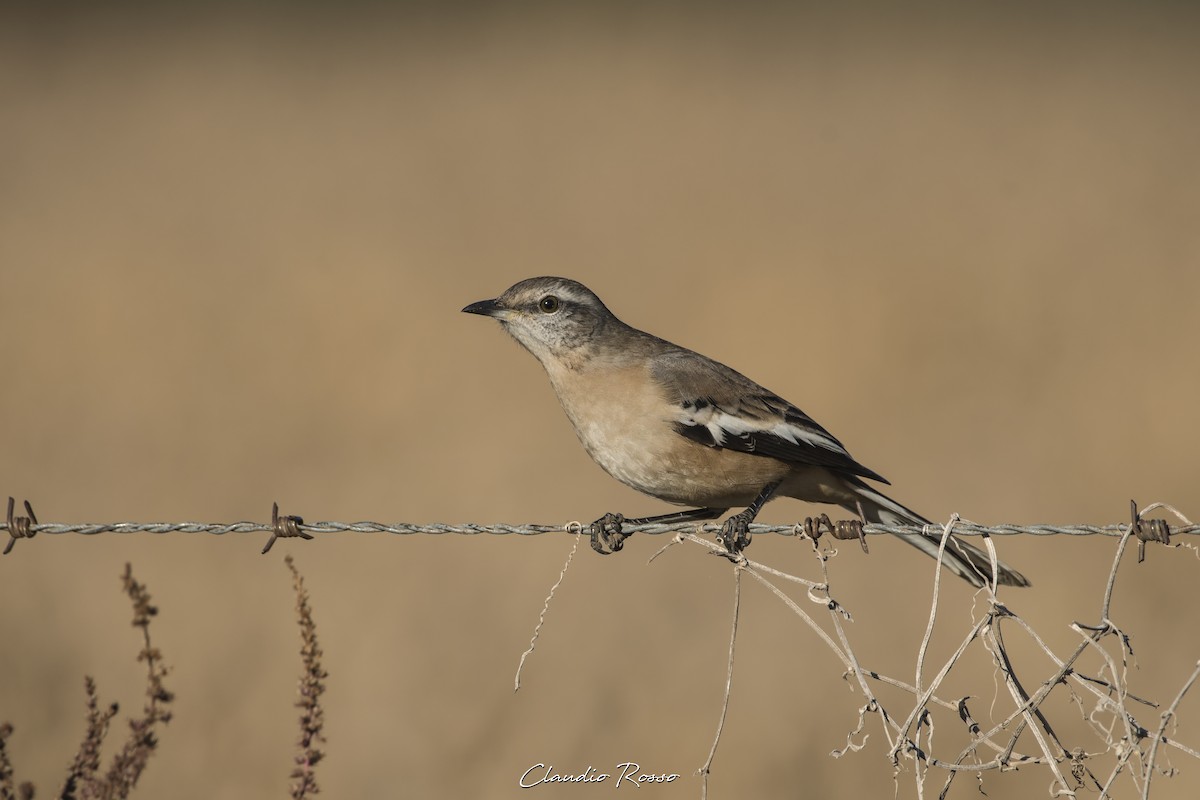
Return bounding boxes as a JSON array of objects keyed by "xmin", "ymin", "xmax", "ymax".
[{"xmin": 546, "ymin": 360, "xmax": 790, "ymax": 507}]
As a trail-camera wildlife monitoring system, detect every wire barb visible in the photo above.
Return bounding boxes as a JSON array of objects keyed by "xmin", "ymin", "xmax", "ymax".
[
  {"xmin": 3, "ymin": 498, "xmax": 37, "ymax": 556},
  {"xmin": 262, "ymin": 503, "xmax": 313, "ymax": 555},
  {"xmin": 1130, "ymin": 499, "xmax": 1173, "ymax": 564},
  {"xmin": 802, "ymin": 512, "xmax": 870, "ymax": 553}
]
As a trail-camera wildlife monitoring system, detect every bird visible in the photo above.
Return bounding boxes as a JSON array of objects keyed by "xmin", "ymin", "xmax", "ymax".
[{"xmin": 462, "ymin": 277, "xmax": 1029, "ymax": 588}]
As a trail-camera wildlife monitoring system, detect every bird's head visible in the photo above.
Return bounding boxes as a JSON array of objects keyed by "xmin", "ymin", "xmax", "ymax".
[{"xmin": 462, "ymin": 277, "xmax": 617, "ymax": 368}]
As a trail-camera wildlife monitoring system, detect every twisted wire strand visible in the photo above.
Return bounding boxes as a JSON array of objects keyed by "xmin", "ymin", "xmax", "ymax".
[{"xmin": 7, "ymin": 520, "xmax": 1198, "ymax": 537}]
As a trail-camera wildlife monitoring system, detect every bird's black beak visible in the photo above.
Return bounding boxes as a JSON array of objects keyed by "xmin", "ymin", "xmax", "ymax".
[{"xmin": 462, "ymin": 298, "xmax": 503, "ymax": 317}]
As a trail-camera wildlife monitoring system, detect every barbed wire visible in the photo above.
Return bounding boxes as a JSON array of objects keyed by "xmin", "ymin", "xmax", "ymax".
[
  {"xmin": 2, "ymin": 497, "xmax": 1192, "ymax": 556},
  {"xmin": 4, "ymin": 495, "xmax": 1197, "ymax": 797}
]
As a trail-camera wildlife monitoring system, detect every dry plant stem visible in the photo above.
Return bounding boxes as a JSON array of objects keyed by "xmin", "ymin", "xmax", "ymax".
[
  {"xmin": 59, "ymin": 677, "xmax": 119, "ymax": 799},
  {"xmin": 943, "ymin": 523, "xmax": 1194, "ymax": 792},
  {"xmin": 699, "ymin": 567, "xmax": 742, "ymax": 800},
  {"xmin": 747, "ymin": 535, "xmax": 1032, "ymax": 772},
  {"xmin": 1003, "ymin": 613, "xmax": 1155, "ymax": 714},
  {"xmin": 737, "ymin": 553, "xmax": 911, "ymax": 760},
  {"xmin": 958, "ymin": 637, "xmax": 1117, "ymax": 782},
  {"xmin": 1088, "ymin": 529, "xmax": 1150, "ymax": 799},
  {"xmin": 740, "ymin": 566, "xmax": 852, "ymax": 673},
  {"xmin": 675, "ymin": 531, "xmax": 824, "ymax": 590},
  {"xmin": 913, "ymin": 709, "xmax": 933, "ymax": 800},
  {"xmin": 1141, "ymin": 661, "xmax": 1200, "ymax": 800},
  {"xmin": 978, "ymin": 533, "xmax": 1002, "ymax": 591},
  {"xmin": 706, "ymin": 527, "xmax": 1060, "ymax": 783},
  {"xmin": 1075, "ymin": 621, "xmax": 1144, "ymax": 795},
  {"xmin": 978, "ymin": 634, "xmax": 1098, "ymax": 751},
  {"xmin": 809, "ymin": 539, "xmax": 900, "ymax": 757},
  {"xmin": 991, "ymin": 620, "xmax": 1078, "ymax": 797},
  {"xmin": 0, "ymin": 723, "xmax": 18, "ymax": 800},
  {"xmin": 892, "ymin": 614, "xmax": 993, "ymax": 765},
  {"xmin": 1100, "ymin": 528, "xmax": 1134, "ymax": 621},
  {"xmin": 515, "ymin": 530, "xmax": 581, "ymax": 691},
  {"xmin": 913, "ymin": 516, "xmax": 993, "ymax": 726},
  {"xmin": 655, "ymin": 509, "xmax": 1198, "ymax": 796},
  {"xmin": 1139, "ymin": 503, "xmax": 1194, "ymax": 528},
  {"xmin": 680, "ymin": 530, "xmax": 1060, "ymax": 774},
  {"xmin": 101, "ymin": 564, "xmax": 174, "ymax": 799},
  {"xmin": 995, "ymin": 621, "xmax": 1082, "ymax": 776},
  {"xmin": 908, "ymin": 515, "xmax": 997, "ymax": 795},
  {"xmin": 946, "ymin": 629, "xmax": 1106, "ymax": 778},
  {"xmin": 864, "ymin": 671, "xmax": 1054, "ymax": 769},
  {"xmin": 893, "ymin": 528, "xmax": 998, "ymax": 765},
  {"xmin": 829, "ymin": 604, "xmax": 897, "ymax": 755},
  {"xmin": 914, "ymin": 516, "xmax": 956, "ymax": 703},
  {"xmin": 987, "ymin": 528, "xmax": 1148, "ymax": 797},
  {"xmin": 286, "ymin": 555, "xmax": 327, "ymax": 800},
  {"xmin": 737, "ymin": 557, "xmax": 826, "ymax": 592},
  {"xmin": 994, "ymin": 610, "xmax": 1197, "ymax": 787}
]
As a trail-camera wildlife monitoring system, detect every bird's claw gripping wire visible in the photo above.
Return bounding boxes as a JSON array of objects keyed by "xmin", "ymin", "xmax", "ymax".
[
  {"xmin": 589, "ymin": 512, "xmax": 628, "ymax": 555},
  {"xmin": 717, "ymin": 510, "xmax": 754, "ymax": 554},
  {"xmin": 716, "ymin": 481, "xmax": 781, "ymax": 556}
]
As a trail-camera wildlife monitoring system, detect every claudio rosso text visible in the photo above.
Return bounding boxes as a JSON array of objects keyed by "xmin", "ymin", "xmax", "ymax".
[{"xmin": 520, "ymin": 762, "xmax": 680, "ymax": 788}]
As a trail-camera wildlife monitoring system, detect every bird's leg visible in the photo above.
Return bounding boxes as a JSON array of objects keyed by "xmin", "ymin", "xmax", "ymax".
[
  {"xmin": 588, "ymin": 507, "xmax": 727, "ymax": 555},
  {"xmin": 717, "ymin": 481, "xmax": 782, "ymax": 554}
]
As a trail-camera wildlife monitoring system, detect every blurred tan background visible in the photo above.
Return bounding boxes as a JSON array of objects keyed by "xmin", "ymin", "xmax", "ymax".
[{"xmin": 2, "ymin": 2, "xmax": 1198, "ymax": 798}]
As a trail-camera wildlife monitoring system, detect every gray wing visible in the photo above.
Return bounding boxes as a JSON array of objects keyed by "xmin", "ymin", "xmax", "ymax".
[{"xmin": 650, "ymin": 347, "xmax": 890, "ymax": 484}]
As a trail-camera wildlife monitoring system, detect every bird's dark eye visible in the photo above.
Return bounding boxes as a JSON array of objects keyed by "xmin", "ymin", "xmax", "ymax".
[{"xmin": 538, "ymin": 295, "xmax": 560, "ymax": 313}]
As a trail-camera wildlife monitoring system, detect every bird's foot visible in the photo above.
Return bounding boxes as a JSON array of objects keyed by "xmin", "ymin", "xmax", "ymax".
[
  {"xmin": 717, "ymin": 509, "xmax": 755, "ymax": 554},
  {"xmin": 589, "ymin": 512, "xmax": 627, "ymax": 555}
]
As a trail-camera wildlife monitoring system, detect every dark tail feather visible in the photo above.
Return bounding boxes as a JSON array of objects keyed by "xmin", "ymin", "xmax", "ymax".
[{"xmin": 840, "ymin": 480, "xmax": 1030, "ymax": 588}]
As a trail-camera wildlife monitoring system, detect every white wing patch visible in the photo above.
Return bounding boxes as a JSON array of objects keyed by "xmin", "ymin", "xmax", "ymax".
[
  {"xmin": 677, "ymin": 401, "xmax": 849, "ymax": 456},
  {"xmin": 714, "ymin": 411, "xmax": 847, "ymax": 454}
]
